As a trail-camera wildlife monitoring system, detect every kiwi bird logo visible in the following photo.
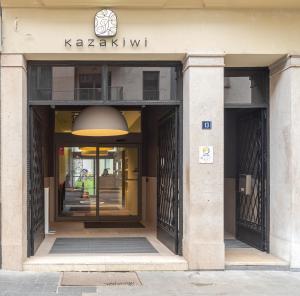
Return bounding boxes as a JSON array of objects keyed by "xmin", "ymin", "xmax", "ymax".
[{"xmin": 95, "ymin": 9, "xmax": 117, "ymax": 37}]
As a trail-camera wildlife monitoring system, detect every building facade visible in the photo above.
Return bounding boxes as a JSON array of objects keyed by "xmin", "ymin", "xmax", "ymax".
[{"xmin": 1, "ymin": 1, "xmax": 300, "ymax": 271}]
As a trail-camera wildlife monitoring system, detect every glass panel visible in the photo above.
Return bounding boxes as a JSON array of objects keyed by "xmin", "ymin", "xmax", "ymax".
[
  {"xmin": 75, "ymin": 66, "xmax": 102, "ymax": 100},
  {"xmin": 28, "ymin": 64, "xmax": 180, "ymax": 101},
  {"xmin": 55, "ymin": 110, "xmax": 141, "ymax": 133},
  {"xmin": 109, "ymin": 66, "xmax": 177, "ymax": 101},
  {"xmin": 52, "ymin": 67, "xmax": 75, "ymax": 101},
  {"xmin": 58, "ymin": 146, "xmax": 97, "ymax": 217},
  {"xmin": 143, "ymin": 71, "xmax": 160, "ymax": 100},
  {"xmin": 224, "ymin": 77, "xmax": 251, "ymax": 104},
  {"xmin": 28, "ymin": 65, "xmax": 52, "ymax": 100},
  {"xmin": 99, "ymin": 146, "xmax": 138, "ymax": 216},
  {"xmin": 224, "ymin": 72, "xmax": 268, "ymax": 105}
]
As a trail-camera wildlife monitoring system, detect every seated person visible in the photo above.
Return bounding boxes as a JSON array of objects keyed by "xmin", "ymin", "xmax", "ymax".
[{"xmin": 102, "ymin": 168, "xmax": 109, "ymax": 176}]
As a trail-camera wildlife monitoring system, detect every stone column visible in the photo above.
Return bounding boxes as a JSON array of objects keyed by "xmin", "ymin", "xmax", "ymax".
[
  {"xmin": 182, "ymin": 54, "xmax": 225, "ymax": 270},
  {"xmin": 1, "ymin": 54, "xmax": 27, "ymax": 270},
  {"xmin": 270, "ymin": 55, "xmax": 300, "ymax": 269}
]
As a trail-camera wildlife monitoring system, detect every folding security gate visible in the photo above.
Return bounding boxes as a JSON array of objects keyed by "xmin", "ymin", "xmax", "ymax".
[
  {"xmin": 236, "ymin": 109, "xmax": 268, "ymax": 251},
  {"xmin": 28, "ymin": 108, "xmax": 45, "ymax": 255},
  {"xmin": 157, "ymin": 109, "xmax": 179, "ymax": 254}
]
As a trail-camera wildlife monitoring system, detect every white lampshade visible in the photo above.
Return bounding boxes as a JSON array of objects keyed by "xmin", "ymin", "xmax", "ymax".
[{"xmin": 72, "ymin": 106, "xmax": 128, "ymax": 136}]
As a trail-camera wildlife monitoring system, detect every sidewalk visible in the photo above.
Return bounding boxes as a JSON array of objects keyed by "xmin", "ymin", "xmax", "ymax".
[{"xmin": 0, "ymin": 270, "xmax": 300, "ymax": 296}]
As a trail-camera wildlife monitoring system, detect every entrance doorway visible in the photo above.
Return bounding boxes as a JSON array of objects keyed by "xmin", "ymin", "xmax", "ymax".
[
  {"xmin": 224, "ymin": 108, "xmax": 268, "ymax": 251},
  {"xmin": 223, "ymin": 68, "xmax": 287, "ymax": 268},
  {"xmin": 27, "ymin": 104, "xmax": 182, "ymax": 258}
]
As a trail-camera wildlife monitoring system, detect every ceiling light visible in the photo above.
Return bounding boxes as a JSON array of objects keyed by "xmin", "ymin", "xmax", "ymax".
[{"xmin": 72, "ymin": 106, "xmax": 128, "ymax": 137}]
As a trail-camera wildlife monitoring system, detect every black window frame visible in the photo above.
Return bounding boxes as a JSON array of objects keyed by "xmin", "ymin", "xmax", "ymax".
[{"xmin": 27, "ymin": 61, "xmax": 182, "ymax": 105}]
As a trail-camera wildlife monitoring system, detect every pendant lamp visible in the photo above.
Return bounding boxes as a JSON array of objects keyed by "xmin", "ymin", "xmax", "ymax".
[{"xmin": 72, "ymin": 106, "xmax": 128, "ymax": 137}]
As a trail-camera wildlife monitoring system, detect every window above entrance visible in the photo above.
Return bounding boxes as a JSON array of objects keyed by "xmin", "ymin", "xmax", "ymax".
[
  {"xmin": 28, "ymin": 63, "xmax": 182, "ymax": 102},
  {"xmin": 224, "ymin": 68, "xmax": 269, "ymax": 107}
]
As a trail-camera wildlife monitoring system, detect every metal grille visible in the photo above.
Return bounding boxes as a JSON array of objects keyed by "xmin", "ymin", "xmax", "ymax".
[
  {"xmin": 236, "ymin": 110, "xmax": 267, "ymax": 250},
  {"xmin": 29, "ymin": 109, "xmax": 45, "ymax": 254},
  {"xmin": 157, "ymin": 110, "xmax": 178, "ymax": 253}
]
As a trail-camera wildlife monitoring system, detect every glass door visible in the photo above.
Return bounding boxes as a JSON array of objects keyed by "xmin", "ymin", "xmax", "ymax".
[
  {"xmin": 58, "ymin": 146, "xmax": 97, "ymax": 217},
  {"xmin": 57, "ymin": 145, "xmax": 139, "ymax": 220},
  {"xmin": 98, "ymin": 146, "xmax": 139, "ymax": 217}
]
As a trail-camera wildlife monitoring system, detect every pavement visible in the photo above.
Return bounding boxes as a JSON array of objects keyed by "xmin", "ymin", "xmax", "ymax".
[{"xmin": 0, "ymin": 270, "xmax": 300, "ymax": 295}]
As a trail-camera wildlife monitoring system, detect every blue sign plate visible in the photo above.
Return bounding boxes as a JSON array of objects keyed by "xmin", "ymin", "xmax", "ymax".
[{"xmin": 202, "ymin": 121, "xmax": 212, "ymax": 129}]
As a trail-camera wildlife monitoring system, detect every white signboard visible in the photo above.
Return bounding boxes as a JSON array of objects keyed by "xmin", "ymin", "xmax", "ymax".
[{"xmin": 199, "ymin": 146, "xmax": 214, "ymax": 164}]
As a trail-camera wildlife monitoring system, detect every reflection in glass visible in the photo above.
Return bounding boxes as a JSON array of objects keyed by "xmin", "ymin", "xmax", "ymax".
[
  {"xmin": 143, "ymin": 71, "xmax": 160, "ymax": 100},
  {"xmin": 58, "ymin": 146, "xmax": 139, "ymax": 218},
  {"xmin": 52, "ymin": 67, "xmax": 75, "ymax": 101},
  {"xmin": 58, "ymin": 147, "xmax": 96, "ymax": 217},
  {"xmin": 224, "ymin": 77, "xmax": 252, "ymax": 104},
  {"xmin": 99, "ymin": 147, "xmax": 138, "ymax": 216},
  {"xmin": 224, "ymin": 72, "xmax": 268, "ymax": 105},
  {"xmin": 108, "ymin": 66, "xmax": 177, "ymax": 101},
  {"xmin": 29, "ymin": 64, "xmax": 180, "ymax": 101},
  {"xmin": 76, "ymin": 66, "xmax": 102, "ymax": 100}
]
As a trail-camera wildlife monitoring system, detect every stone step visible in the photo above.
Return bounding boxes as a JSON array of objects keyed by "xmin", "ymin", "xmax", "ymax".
[{"xmin": 23, "ymin": 255, "xmax": 188, "ymax": 272}]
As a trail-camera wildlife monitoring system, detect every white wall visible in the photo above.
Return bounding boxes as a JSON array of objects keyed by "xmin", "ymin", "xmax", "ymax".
[
  {"xmin": 3, "ymin": 9, "xmax": 300, "ymax": 58},
  {"xmin": 0, "ymin": 54, "xmax": 28, "ymax": 270}
]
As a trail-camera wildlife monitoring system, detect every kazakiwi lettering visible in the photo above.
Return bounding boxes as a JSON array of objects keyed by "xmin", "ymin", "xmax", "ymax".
[{"xmin": 64, "ymin": 38, "xmax": 148, "ymax": 48}]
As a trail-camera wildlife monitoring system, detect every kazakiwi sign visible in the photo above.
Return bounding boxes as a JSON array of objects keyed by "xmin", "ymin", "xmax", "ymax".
[
  {"xmin": 64, "ymin": 37, "xmax": 148, "ymax": 48},
  {"xmin": 64, "ymin": 9, "xmax": 148, "ymax": 49}
]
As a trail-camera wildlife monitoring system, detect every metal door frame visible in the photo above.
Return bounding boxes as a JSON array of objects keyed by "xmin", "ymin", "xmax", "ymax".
[
  {"xmin": 27, "ymin": 107, "xmax": 46, "ymax": 256},
  {"xmin": 224, "ymin": 107, "xmax": 269, "ymax": 252},
  {"xmin": 235, "ymin": 108, "xmax": 268, "ymax": 251},
  {"xmin": 157, "ymin": 106, "xmax": 181, "ymax": 254},
  {"xmin": 54, "ymin": 142, "xmax": 143, "ymax": 222}
]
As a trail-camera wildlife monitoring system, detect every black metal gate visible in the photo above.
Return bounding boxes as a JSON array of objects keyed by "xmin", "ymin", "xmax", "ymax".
[
  {"xmin": 236, "ymin": 109, "xmax": 267, "ymax": 251},
  {"xmin": 28, "ymin": 108, "xmax": 45, "ymax": 255},
  {"xmin": 157, "ymin": 109, "xmax": 179, "ymax": 254}
]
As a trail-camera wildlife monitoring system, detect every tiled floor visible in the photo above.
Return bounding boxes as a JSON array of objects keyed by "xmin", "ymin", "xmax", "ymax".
[
  {"xmin": 224, "ymin": 233, "xmax": 288, "ymax": 268},
  {"xmin": 24, "ymin": 222, "xmax": 187, "ymax": 272},
  {"xmin": 25, "ymin": 224, "xmax": 288, "ymax": 271}
]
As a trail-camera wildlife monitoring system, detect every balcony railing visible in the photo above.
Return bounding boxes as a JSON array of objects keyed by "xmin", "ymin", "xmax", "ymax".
[
  {"xmin": 143, "ymin": 90, "xmax": 160, "ymax": 101},
  {"xmin": 29, "ymin": 87, "xmax": 124, "ymax": 101},
  {"xmin": 74, "ymin": 88, "xmax": 102, "ymax": 101}
]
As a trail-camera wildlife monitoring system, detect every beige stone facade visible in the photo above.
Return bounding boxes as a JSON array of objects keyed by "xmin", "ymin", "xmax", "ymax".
[{"xmin": 1, "ymin": 4, "xmax": 300, "ymax": 271}]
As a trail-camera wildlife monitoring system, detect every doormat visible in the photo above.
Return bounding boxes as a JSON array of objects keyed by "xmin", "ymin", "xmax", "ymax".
[
  {"xmin": 50, "ymin": 237, "xmax": 158, "ymax": 254},
  {"xmin": 61, "ymin": 272, "xmax": 142, "ymax": 286},
  {"xmin": 225, "ymin": 239, "xmax": 251, "ymax": 248},
  {"xmin": 84, "ymin": 221, "xmax": 144, "ymax": 228}
]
